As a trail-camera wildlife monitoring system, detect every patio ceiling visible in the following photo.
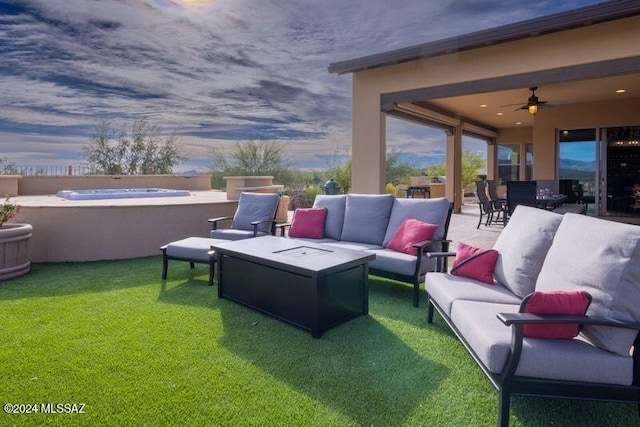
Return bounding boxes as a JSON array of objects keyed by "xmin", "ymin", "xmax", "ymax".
[{"xmin": 411, "ymin": 73, "xmax": 640, "ymax": 129}]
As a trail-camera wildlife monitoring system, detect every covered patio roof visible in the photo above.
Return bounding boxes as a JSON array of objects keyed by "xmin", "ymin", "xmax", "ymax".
[{"xmin": 327, "ymin": 0, "xmax": 640, "ymax": 213}]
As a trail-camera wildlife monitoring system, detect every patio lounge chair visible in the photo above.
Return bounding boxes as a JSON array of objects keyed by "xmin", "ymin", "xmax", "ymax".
[
  {"xmin": 209, "ymin": 192, "xmax": 280, "ymax": 240},
  {"xmin": 159, "ymin": 192, "xmax": 280, "ymax": 283}
]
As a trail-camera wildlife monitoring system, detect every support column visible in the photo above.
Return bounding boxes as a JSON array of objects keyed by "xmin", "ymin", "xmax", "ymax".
[
  {"xmin": 351, "ymin": 74, "xmax": 386, "ymax": 194},
  {"xmin": 487, "ymin": 140, "xmax": 496, "ymax": 181},
  {"xmin": 445, "ymin": 126, "xmax": 463, "ymax": 214}
]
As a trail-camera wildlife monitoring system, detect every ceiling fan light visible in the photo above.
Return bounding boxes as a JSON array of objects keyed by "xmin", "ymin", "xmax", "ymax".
[{"xmin": 528, "ymin": 104, "xmax": 538, "ymax": 115}]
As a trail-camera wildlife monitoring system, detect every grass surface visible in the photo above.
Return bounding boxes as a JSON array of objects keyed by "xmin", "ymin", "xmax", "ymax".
[{"xmin": 1, "ymin": 257, "xmax": 637, "ymax": 426}]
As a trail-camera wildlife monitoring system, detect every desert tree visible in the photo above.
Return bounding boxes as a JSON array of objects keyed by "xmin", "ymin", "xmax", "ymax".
[
  {"xmin": 210, "ymin": 138, "xmax": 294, "ymax": 189},
  {"xmin": 83, "ymin": 118, "xmax": 186, "ymax": 175}
]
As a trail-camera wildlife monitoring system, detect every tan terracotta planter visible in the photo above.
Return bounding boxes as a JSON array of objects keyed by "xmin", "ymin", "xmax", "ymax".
[{"xmin": 0, "ymin": 223, "xmax": 33, "ymax": 281}]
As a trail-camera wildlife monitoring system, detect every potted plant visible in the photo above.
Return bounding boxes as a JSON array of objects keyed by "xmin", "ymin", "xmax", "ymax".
[{"xmin": 0, "ymin": 195, "xmax": 33, "ymax": 281}]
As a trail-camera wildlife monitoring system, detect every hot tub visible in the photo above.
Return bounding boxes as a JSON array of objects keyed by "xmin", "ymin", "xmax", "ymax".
[{"xmin": 57, "ymin": 188, "xmax": 191, "ymax": 200}]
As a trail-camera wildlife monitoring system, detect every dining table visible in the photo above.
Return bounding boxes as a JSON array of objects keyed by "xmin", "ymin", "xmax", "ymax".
[{"xmin": 536, "ymin": 193, "xmax": 567, "ymax": 210}]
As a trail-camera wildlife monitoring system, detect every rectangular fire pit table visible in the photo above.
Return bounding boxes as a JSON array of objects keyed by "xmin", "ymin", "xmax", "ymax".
[{"xmin": 211, "ymin": 236, "xmax": 375, "ymax": 338}]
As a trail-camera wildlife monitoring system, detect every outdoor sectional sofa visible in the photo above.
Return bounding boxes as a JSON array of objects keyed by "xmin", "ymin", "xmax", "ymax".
[
  {"xmin": 280, "ymin": 194, "xmax": 454, "ymax": 307},
  {"xmin": 425, "ymin": 205, "xmax": 640, "ymax": 426}
]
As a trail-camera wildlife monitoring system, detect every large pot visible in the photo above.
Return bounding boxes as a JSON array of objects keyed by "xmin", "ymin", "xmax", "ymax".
[{"xmin": 0, "ymin": 223, "xmax": 33, "ymax": 281}]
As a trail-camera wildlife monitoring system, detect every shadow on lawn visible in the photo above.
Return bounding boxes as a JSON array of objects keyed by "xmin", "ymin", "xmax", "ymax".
[{"xmin": 215, "ymin": 287, "xmax": 449, "ymax": 425}]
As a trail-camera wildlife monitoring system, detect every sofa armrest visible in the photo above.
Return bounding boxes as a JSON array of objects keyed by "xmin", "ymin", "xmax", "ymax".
[
  {"xmin": 423, "ymin": 244, "xmax": 454, "ymax": 273},
  {"xmin": 250, "ymin": 219, "xmax": 279, "ymax": 236},
  {"xmin": 411, "ymin": 238, "xmax": 450, "ymax": 252},
  {"xmin": 275, "ymin": 222, "xmax": 291, "ymax": 237},
  {"xmin": 498, "ymin": 312, "xmax": 640, "ymax": 330},
  {"xmin": 208, "ymin": 216, "xmax": 233, "ymax": 230},
  {"xmin": 496, "ymin": 312, "xmax": 640, "ymax": 381}
]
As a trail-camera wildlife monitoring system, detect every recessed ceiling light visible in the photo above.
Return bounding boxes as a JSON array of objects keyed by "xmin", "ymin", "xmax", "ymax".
[
  {"xmin": 516, "ymin": 122, "xmax": 522, "ymax": 125},
  {"xmin": 480, "ymin": 104, "xmax": 487, "ymax": 108},
  {"xmin": 496, "ymin": 112, "xmax": 504, "ymax": 116},
  {"xmin": 616, "ymin": 89, "xmax": 626, "ymax": 93}
]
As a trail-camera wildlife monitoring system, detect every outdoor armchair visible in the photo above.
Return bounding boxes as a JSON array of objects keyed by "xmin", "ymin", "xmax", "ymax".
[{"xmin": 209, "ymin": 192, "xmax": 280, "ymax": 241}]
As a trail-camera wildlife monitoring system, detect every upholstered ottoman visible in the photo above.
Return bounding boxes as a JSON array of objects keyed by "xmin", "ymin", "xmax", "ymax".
[{"xmin": 161, "ymin": 237, "xmax": 224, "ymax": 286}]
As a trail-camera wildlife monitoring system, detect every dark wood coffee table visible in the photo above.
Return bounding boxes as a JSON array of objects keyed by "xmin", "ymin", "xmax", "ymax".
[{"xmin": 211, "ymin": 236, "xmax": 375, "ymax": 338}]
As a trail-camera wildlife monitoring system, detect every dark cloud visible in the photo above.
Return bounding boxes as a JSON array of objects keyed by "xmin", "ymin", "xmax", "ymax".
[{"xmin": 0, "ymin": 0, "xmax": 604, "ymax": 170}]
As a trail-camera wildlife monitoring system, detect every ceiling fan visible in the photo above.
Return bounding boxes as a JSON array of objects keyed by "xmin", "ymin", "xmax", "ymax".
[{"xmin": 501, "ymin": 86, "xmax": 548, "ymax": 115}]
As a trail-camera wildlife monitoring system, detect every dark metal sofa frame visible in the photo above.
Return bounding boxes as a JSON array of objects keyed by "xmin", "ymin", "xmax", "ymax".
[
  {"xmin": 425, "ymin": 254, "xmax": 640, "ymax": 426},
  {"xmin": 208, "ymin": 216, "xmax": 278, "ymax": 237}
]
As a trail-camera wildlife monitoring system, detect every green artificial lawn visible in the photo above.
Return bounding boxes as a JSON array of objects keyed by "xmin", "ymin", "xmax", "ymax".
[{"xmin": 0, "ymin": 257, "xmax": 637, "ymax": 426}]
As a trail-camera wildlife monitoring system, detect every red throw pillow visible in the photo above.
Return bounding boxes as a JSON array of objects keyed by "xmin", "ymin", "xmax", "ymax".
[
  {"xmin": 522, "ymin": 290, "xmax": 591, "ymax": 339},
  {"xmin": 450, "ymin": 242, "xmax": 498, "ymax": 284},
  {"xmin": 387, "ymin": 218, "xmax": 438, "ymax": 256},
  {"xmin": 288, "ymin": 208, "xmax": 327, "ymax": 239}
]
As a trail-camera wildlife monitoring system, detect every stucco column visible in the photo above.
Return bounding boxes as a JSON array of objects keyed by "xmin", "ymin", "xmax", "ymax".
[
  {"xmin": 487, "ymin": 142, "xmax": 496, "ymax": 180},
  {"xmin": 445, "ymin": 127, "xmax": 463, "ymax": 214},
  {"xmin": 351, "ymin": 74, "xmax": 386, "ymax": 194}
]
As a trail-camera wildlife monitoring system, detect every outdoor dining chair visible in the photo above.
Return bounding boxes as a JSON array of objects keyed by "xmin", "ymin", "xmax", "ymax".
[{"xmin": 506, "ymin": 181, "xmax": 537, "ymax": 217}]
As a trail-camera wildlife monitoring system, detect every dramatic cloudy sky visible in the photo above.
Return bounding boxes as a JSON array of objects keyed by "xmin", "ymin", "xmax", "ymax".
[{"xmin": 0, "ymin": 0, "xmax": 602, "ymax": 172}]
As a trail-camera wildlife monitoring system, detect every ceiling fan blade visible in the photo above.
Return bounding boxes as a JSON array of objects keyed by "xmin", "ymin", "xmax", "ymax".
[{"xmin": 500, "ymin": 102, "xmax": 526, "ymax": 108}]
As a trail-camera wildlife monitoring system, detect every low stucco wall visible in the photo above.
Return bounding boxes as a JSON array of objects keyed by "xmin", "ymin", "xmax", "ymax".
[
  {"xmin": 0, "ymin": 176, "xmax": 21, "ymax": 197},
  {"xmin": 18, "ymin": 174, "xmax": 212, "ymax": 195},
  {"xmin": 12, "ymin": 191, "xmax": 236, "ymax": 262}
]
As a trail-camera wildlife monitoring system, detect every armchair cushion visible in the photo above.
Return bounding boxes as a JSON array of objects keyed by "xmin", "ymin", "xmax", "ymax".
[
  {"xmin": 313, "ymin": 195, "xmax": 347, "ymax": 240},
  {"xmin": 340, "ymin": 194, "xmax": 394, "ymax": 245},
  {"xmin": 536, "ymin": 213, "xmax": 640, "ymax": 356},
  {"xmin": 493, "ymin": 206, "xmax": 562, "ymax": 298},
  {"xmin": 451, "ymin": 242, "xmax": 498, "ymax": 285},
  {"xmin": 231, "ymin": 192, "xmax": 280, "ymax": 233},
  {"xmin": 387, "ymin": 218, "xmax": 438, "ymax": 256},
  {"xmin": 521, "ymin": 291, "xmax": 591, "ymax": 339},
  {"xmin": 288, "ymin": 208, "xmax": 327, "ymax": 239}
]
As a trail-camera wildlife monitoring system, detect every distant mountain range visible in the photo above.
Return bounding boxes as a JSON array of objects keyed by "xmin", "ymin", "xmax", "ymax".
[{"xmin": 559, "ymin": 158, "xmax": 596, "ymax": 172}]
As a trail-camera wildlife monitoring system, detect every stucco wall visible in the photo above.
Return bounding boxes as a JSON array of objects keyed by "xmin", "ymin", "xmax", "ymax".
[
  {"xmin": 13, "ymin": 192, "xmax": 236, "ymax": 262},
  {"xmin": 348, "ymin": 14, "xmax": 640, "ymax": 199},
  {"xmin": 18, "ymin": 174, "xmax": 211, "ymax": 195}
]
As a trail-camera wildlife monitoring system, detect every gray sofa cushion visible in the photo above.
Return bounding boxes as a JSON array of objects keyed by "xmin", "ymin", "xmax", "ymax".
[
  {"xmin": 211, "ymin": 229, "xmax": 271, "ymax": 241},
  {"xmin": 368, "ymin": 248, "xmax": 421, "ymax": 277},
  {"xmin": 535, "ymin": 213, "xmax": 640, "ymax": 356},
  {"xmin": 340, "ymin": 194, "xmax": 394, "ymax": 245},
  {"xmin": 492, "ymin": 205, "xmax": 563, "ymax": 298},
  {"xmin": 231, "ymin": 192, "xmax": 280, "ymax": 233},
  {"xmin": 313, "ymin": 195, "xmax": 347, "ymax": 240},
  {"xmin": 166, "ymin": 237, "xmax": 219, "ymax": 263},
  {"xmin": 426, "ymin": 272, "xmax": 521, "ymax": 317},
  {"xmin": 450, "ymin": 300, "xmax": 633, "ymax": 384},
  {"xmin": 383, "ymin": 197, "xmax": 451, "ymax": 246},
  {"xmin": 315, "ymin": 240, "xmax": 383, "ymax": 252}
]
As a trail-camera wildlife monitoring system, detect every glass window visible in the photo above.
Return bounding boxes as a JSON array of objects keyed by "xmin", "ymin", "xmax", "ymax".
[
  {"xmin": 497, "ymin": 143, "xmax": 520, "ymax": 184},
  {"xmin": 558, "ymin": 129, "xmax": 596, "ymax": 198}
]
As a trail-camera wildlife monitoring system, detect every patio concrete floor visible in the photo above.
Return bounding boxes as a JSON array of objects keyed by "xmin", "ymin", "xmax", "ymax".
[{"xmin": 447, "ymin": 201, "xmax": 504, "ymax": 250}]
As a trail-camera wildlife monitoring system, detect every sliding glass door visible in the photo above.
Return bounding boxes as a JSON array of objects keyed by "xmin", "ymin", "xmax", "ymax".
[{"xmin": 558, "ymin": 129, "xmax": 598, "ymax": 214}]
